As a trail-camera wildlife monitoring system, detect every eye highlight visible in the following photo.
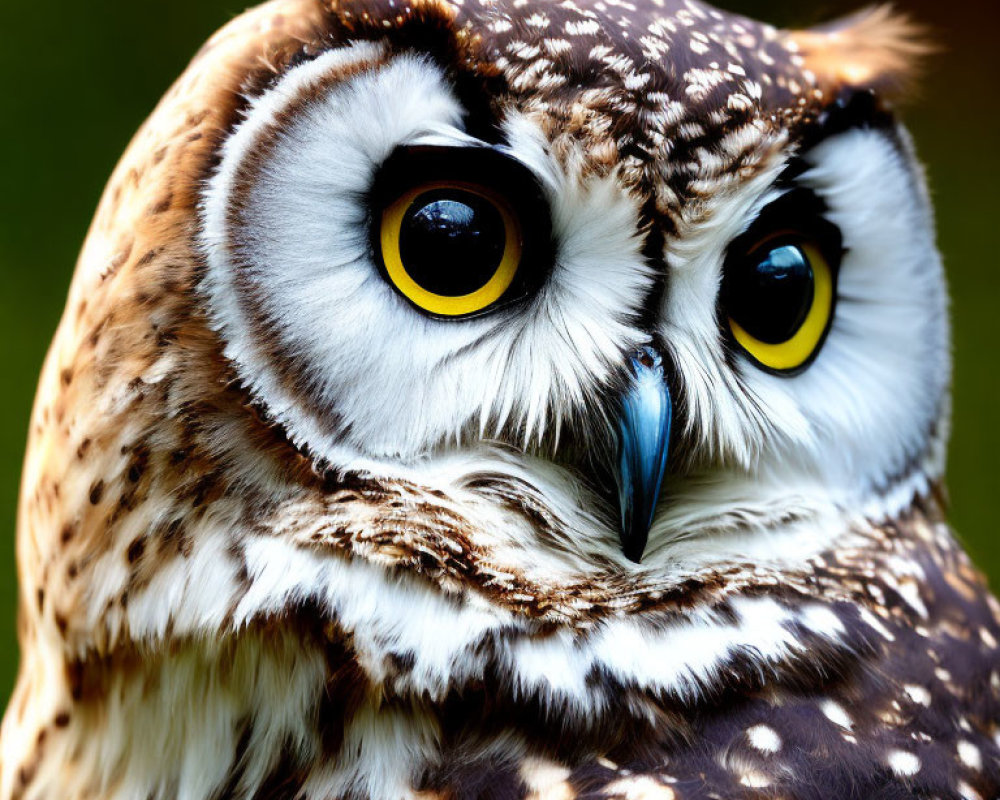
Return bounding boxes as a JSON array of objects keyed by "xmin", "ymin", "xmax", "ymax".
[
  {"xmin": 722, "ymin": 191, "xmax": 843, "ymax": 375},
  {"xmin": 380, "ymin": 182, "xmax": 522, "ymax": 317},
  {"xmin": 373, "ymin": 146, "xmax": 550, "ymax": 320}
]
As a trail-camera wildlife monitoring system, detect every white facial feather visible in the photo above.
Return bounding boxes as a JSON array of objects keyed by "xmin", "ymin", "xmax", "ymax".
[
  {"xmin": 661, "ymin": 127, "xmax": 948, "ymax": 537},
  {"xmin": 201, "ymin": 47, "xmax": 653, "ymax": 464},
  {"xmin": 794, "ymin": 129, "xmax": 949, "ymax": 492}
]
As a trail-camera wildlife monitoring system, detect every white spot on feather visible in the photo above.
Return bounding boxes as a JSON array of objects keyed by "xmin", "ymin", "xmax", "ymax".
[
  {"xmin": 887, "ymin": 749, "xmax": 920, "ymax": 777},
  {"xmin": 903, "ymin": 684, "xmax": 931, "ymax": 706},
  {"xmin": 746, "ymin": 725, "xmax": 781, "ymax": 754},
  {"xmin": 821, "ymin": 700, "xmax": 853, "ymax": 730},
  {"xmin": 958, "ymin": 740, "xmax": 982, "ymax": 771}
]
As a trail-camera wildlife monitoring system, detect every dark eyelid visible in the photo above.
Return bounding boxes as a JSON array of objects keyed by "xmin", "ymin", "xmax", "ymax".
[
  {"xmin": 729, "ymin": 188, "xmax": 844, "ymax": 269},
  {"xmin": 815, "ymin": 89, "xmax": 896, "ymax": 140},
  {"xmin": 781, "ymin": 89, "xmax": 902, "ymax": 184},
  {"xmin": 369, "ymin": 144, "xmax": 548, "ymax": 212}
]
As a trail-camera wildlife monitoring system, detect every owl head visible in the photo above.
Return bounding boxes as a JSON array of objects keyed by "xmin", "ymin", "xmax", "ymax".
[
  {"xmin": 11, "ymin": 0, "xmax": 945, "ymax": 754},
  {"xmin": 198, "ymin": 0, "xmax": 945, "ymax": 572}
]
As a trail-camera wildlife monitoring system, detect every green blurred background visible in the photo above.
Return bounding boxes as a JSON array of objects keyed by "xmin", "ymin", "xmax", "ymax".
[{"xmin": 0, "ymin": 0, "xmax": 996, "ymax": 708}]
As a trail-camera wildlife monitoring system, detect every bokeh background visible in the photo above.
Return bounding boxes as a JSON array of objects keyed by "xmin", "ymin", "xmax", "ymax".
[{"xmin": 0, "ymin": 0, "xmax": 996, "ymax": 709}]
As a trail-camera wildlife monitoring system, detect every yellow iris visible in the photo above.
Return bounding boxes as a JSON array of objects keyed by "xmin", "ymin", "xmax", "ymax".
[
  {"xmin": 729, "ymin": 242, "xmax": 834, "ymax": 373},
  {"xmin": 379, "ymin": 181, "xmax": 522, "ymax": 317}
]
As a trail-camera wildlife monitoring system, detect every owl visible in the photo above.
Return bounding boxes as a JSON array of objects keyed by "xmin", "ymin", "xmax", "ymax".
[{"xmin": 1, "ymin": 0, "xmax": 998, "ymax": 797}]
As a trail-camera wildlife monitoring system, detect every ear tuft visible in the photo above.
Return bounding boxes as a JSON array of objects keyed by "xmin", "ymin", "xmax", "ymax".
[{"xmin": 788, "ymin": 5, "xmax": 933, "ymax": 100}]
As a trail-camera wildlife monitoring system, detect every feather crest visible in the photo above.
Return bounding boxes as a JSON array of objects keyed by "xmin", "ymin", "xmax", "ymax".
[{"xmin": 788, "ymin": 5, "xmax": 933, "ymax": 98}]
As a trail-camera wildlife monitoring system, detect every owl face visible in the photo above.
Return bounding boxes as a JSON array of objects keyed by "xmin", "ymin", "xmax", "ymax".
[
  {"xmin": 2, "ymin": 4, "xmax": 955, "ymax": 783},
  {"xmin": 200, "ymin": 2, "xmax": 947, "ymax": 576}
]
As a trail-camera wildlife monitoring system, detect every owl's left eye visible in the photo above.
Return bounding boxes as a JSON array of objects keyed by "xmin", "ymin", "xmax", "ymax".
[
  {"xmin": 374, "ymin": 146, "xmax": 550, "ymax": 319},
  {"xmin": 722, "ymin": 190, "xmax": 843, "ymax": 375}
]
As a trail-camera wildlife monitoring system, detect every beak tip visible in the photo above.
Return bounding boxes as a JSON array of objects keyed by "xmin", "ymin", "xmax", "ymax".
[
  {"xmin": 619, "ymin": 504, "xmax": 654, "ymax": 563},
  {"xmin": 621, "ymin": 537, "xmax": 648, "ymax": 565}
]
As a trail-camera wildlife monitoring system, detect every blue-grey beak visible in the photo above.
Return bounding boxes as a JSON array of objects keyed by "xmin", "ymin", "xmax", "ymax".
[{"xmin": 614, "ymin": 347, "xmax": 672, "ymax": 563}]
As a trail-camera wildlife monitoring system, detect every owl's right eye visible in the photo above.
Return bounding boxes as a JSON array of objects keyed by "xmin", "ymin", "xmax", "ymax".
[
  {"xmin": 721, "ymin": 189, "xmax": 844, "ymax": 376},
  {"xmin": 724, "ymin": 235, "xmax": 837, "ymax": 374},
  {"xmin": 373, "ymin": 146, "xmax": 551, "ymax": 319}
]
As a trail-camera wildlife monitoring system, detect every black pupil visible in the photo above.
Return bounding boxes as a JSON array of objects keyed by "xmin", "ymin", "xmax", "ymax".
[
  {"xmin": 397, "ymin": 189, "xmax": 507, "ymax": 297},
  {"xmin": 726, "ymin": 244, "xmax": 815, "ymax": 344}
]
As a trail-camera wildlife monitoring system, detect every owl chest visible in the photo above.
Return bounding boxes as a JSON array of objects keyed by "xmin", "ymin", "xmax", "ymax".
[{"xmin": 29, "ymin": 630, "xmax": 999, "ymax": 800}]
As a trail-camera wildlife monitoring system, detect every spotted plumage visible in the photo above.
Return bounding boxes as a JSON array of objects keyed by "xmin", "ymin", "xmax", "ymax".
[{"xmin": 1, "ymin": 0, "xmax": 995, "ymax": 798}]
